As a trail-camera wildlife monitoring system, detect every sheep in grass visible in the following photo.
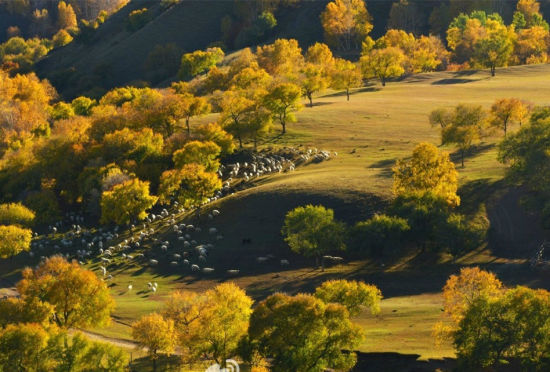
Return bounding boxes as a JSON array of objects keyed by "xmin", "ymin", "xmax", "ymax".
[
  {"xmin": 202, "ymin": 267, "xmax": 215, "ymax": 274},
  {"xmin": 227, "ymin": 269, "xmax": 239, "ymax": 275},
  {"xmin": 149, "ymin": 259, "xmax": 158, "ymax": 266},
  {"xmin": 209, "ymin": 227, "xmax": 218, "ymax": 235},
  {"xmin": 280, "ymin": 259, "xmax": 289, "ymax": 266},
  {"xmin": 170, "ymin": 261, "xmax": 179, "ymax": 267},
  {"xmin": 256, "ymin": 257, "xmax": 269, "ymax": 263},
  {"xmin": 191, "ymin": 264, "xmax": 200, "ymax": 272}
]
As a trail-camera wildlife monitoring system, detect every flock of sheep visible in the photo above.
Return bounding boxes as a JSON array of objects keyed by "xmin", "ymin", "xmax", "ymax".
[{"xmin": 23, "ymin": 147, "xmax": 338, "ymax": 295}]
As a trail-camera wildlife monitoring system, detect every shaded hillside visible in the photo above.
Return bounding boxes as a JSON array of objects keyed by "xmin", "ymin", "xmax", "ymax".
[{"xmin": 35, "ymin": 0, "xmax": 399, "ymax": 99}]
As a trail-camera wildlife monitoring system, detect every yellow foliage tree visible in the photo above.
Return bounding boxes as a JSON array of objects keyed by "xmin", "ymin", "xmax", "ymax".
[
  {"xmin": 17, "ymin": 256, "xmax": 115, "ymax": 328},
  {"xmin": 299, "ymin": 63, "xmax": 329, "ymax": 107},
  {"xmin": 158, "ymin": 164, "xmax": 221, "ymax": 207},
  {"xmin": 132, "ymin": 313, "xmax": 176, "ymax": 372},
  {"xmin": 194, "ymin": 122, "xmax": 235, "ymax": 155},
  {"xmin": 256, "ymin": 39, "xmax": 304, "ymax": 77},
  {"xmin": 321, "ymin": 0, "xmax": 373, "ymax": 51},
  {"xmin": 442, "ymin": 266, "xmax": 503, "ymax": 324},
  {"xmin": 57, "ymin": 1, "xmax": 77, "ymax": 30},
  {"xmin": 315, "ymin": 280, "xmax": 382, "ymax": 316},
  {"xmin": 330, "ymin": 58, "xmax": 362, "ymax": 101},
  {"xmin": 0, "ymin": 202, "xmax": 35, "ymax": 227},
  {"xmin": 0, "ymin": 225, "xmax": 32, "ymax": 259},
  {"xmin": 360, "ymin": 46, "xmax": 405, "ymax": 86},
  {"xmin": 393, "ymin": 142, "xmax": 460, "ymax": 206},
  {"xmin": 173, "ymin": 140, "xmax": 221, "ymax": 172},
  {"xmin": 100, "ymin": 178, "xmax": 157, "ymax": 225},
  {"xmin": 489, "ymin": 98, "xmax": 531, "ymax": 136},
  {"xmin": 162, "ymin": 283, "xmax": 253, "ymax": 366}
]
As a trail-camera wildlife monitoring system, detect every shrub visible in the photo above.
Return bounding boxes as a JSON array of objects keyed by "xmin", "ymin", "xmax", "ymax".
[
  {"xmin": 0, "ymin": 203, "xmax": 35, "ymax": 227},
  {"xmin": 351, "ymin": 214, "xmax": 410, "ymax": 257}
]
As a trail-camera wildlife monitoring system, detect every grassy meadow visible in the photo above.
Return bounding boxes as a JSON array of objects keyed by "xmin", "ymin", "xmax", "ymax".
[{"xmin": 4, "ymin": 64, "xmax": 550, "ymax": 370}]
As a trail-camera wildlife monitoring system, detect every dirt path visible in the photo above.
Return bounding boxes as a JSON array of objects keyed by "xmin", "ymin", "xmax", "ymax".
[{"xmin": 73, "ymin": 329, "xmax": 139, "ymax": 349}]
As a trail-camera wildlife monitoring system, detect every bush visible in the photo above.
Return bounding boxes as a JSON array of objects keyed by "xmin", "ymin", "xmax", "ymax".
[
  {"xmin": 351, "ymin": 214, "xmax": 409, "ymax": 257},
  {"xmin": 178, "ymin": 47, "xmax": 224, "ymax": 80},
  {"xmin": 127, "ymin": 8, "xmax": 151, "ymax": 32},
  {"xmin": 24, "ymin": 190, "xmax": 61, "ymax": 225}
]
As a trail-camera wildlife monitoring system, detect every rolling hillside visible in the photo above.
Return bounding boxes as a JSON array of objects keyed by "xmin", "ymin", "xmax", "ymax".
[{"xmin": 3, "ymin": 64, "xmax": 550, "ymax": 371}]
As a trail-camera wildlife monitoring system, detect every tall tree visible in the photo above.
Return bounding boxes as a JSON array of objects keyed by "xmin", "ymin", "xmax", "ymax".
[
  {"xmin": 489, "ymin": 98, "xmax": 530, "ymax": 136},
  {"xmin": 173, "ymin": 140, "xmax": 221, "ymax": 172},
  {"xmin": 158, "ymin": 164, "xmax": 221, "ymax": 208},
  {"xmin": 430, "ymin": 104, "xmax": 487, "ymax": 167},
  {"xmin": 263, "ymin": 82, "xmax": 303, "ymax": 134},
  {"xmin": 100, "ymin": 178, "xmax": 157, "ymax": 225},
  {"xmin": 360, "ymin": 47, "xmax": 405, "ymax": 86},
  {"xmin": 248, "ymin": 293, "xmax": 364, "ymax": 372},
  {"xmin": 321, "ymin": 0, "xmax": 373, "ymax": 51},
  {"xmin": 299, "ymin": 63, "xmax": 329, "ymax": 107},
  {"xmin": 0, "ymin": 225, "xmax": 32, "ymax": 259},
  {"xmin": 17, "ymin": 256, "xmax": 114, "ymax": 328},
  {"xmin": 330, "ymin": 58, "xmax": 363, "ymax": 101},
  {"xmin": 315, "ymin": 280, "xmax": 382, "ymax": 316},
  {"xmin": 393, "ymin": 142, "xmax": 460, "ymax": 206},
  {"xmin": 57, "ymin": 1, "xmax": 77, "ymax": 30},
  {"xmin": 472, "ymin": 18, "xmax": 515, "ymax": 76},
  {"xmin": 132, "ymin": 313, "xmax": 176, "ymax": 372}
]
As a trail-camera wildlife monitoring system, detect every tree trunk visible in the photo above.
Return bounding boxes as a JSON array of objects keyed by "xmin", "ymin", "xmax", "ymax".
[
  {"xmin": 308, "ymin": 94, "xmax": 313, "ymax": 107},
  {"xmin": 186, "ymin": 118, "xmax": 190, "ymax": 136},
  {"xmin": 281, "ymin": 121, "xmax": 286, "ymax": 134},
  {"xmin": 504, "ymin": 121, "xmax": 507, "ymax": 137},
  {"xmin": 461, "ymin": 149, "xmax": 465, "ymax": 168},
  {"xmin": 237, "ymin": 134, "xmax": 243, "ymax": 149},
  {"xmin": 381, "ymin": 77, "xmax": 386, "ymax": 87},
  {"xmin": 491, "ymin": 65, "xmax": 496, "ymax": 77},
  {"xmin": 346, "ymin": 88, "xmax": 350, "ymax": 101},
  {"xmin": 153, "ymin": 357, "xmax": 157, "ymax": 372}
]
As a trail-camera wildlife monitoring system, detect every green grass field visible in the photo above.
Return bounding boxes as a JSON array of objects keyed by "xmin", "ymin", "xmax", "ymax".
[{"xmin": 4, "ymin": 64, "xmax": 550, "ymax": 371}]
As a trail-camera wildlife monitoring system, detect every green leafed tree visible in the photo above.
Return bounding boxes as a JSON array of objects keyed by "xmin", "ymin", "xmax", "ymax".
[{"xmin": 282, "ymin": 205, "xmax": 346, "ymax": 268}]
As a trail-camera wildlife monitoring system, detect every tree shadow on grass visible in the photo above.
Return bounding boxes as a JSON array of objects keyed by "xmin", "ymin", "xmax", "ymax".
[
  {"xmin": 352, "ymin": 352, "xmax": 455, "ymax": 372},
  {"xmin": 449, "ymin": 143, "xmax": 495, "ymax": 165},
  {"xmin": 368, "ymin": 158, "xmax": 397, "ymax": 179},
  {"xmin": 322, "ymin": 85, "xmax": 381, "ymax": 99}
]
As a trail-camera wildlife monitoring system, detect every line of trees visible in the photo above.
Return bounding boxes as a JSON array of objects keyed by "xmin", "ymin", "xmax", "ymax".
[{"xmin": 132, "ymin": 280, "xmax": 381, "ymax": 372}]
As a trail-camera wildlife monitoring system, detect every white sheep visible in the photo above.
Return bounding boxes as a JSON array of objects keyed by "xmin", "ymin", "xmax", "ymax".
[
  {"xmin": 170, "ymin": 261, "xmax": 179, "ymax": 266},
  {"xmin": 202, "ymin": 267, "xmax": 215, "ymax": 273},
  {"xmin": 191, "ymin": 264, "xmax": 200, "ymax": 272},
  {"xmin": 209, "ymin": 227, "xmax": 218, "ymax": 235},
  {"xmin": 227, "ymin": 269, "xmax": 240, "ymax": 275},
  {"xmin": 127, "ymin": 284, "xmax": 133, "ymax": 291},
  {"xmin": 280, "ymin": 259, "xmax": 289, "ymax": 266},
  {"xmin": 257, "ymin": 257, "xmax": 269, "ymax": 263},
  {"xmin": 149, "ymin": 259, "xmax": 159, "ymax": 266}
]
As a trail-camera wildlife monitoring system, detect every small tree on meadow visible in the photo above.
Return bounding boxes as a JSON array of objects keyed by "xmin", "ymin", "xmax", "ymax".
[
  {"xmin": 282, "ymin": 205, "xmax": 346, "ymax": 268},
  {"xmin": 315, "ymin": 280, "xmax": 382, "ymax": 316},
  {"xmin": 360, "ymin": 47, "xmax": 405, "ymax": 86},
  {"xmin": 132, "ymin": 313, "xmax": 176, "ymax": 372},
  {"xmin": 331, "ymin": 58, "xmax": 363, "ymax": 101},
  {"xmin": 264, "ymin": 82, "xmax": 303, "ymax": 134},
  {"xmin": 489, "ymin": 98, "xmax": 530, "ymax": 136}
]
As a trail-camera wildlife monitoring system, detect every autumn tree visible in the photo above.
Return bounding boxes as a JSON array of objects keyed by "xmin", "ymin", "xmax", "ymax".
[
  {"xmin": 194, "ymin": 122, "xmax": 235, "ymax": 155},
  {"xmin": 247, "ymin": 293, "xmax": 364, "ymax": 372},
  {"xmin": 454, "ymin": 286, "xmax": 550, "ymax": 370},
  {"xmin": 443, "ymin": 267, "xmax": 503, "ymax": 324},
  {"xmin": 321, "ymin": 0, "xmax": 373, "ymax": 51},
  {"xmin": 17, "ymin": 256, "xmax": 115, "ymax": 328},
  {"xmin": 178, "ymin": 47, "xmax": 225, "ymax": 80},
  {"xmin": 264, "ymin": 82, "xmax": 303, "ymax": 134},
  {"xmin": 282, "ymin": 205, "xmax": 346, "ymax": 268},
  {"xmin": 173, "ymin": 140, "xmax": 221, "ymax": 172},
  {"xmin": 173, "ymin": 92, "xmax": 210, "ymax": 136},
  {"xmin": 0, "ymin": 225, "xmax": 32, "ymax": 259},
  {"xmin": 330, "ymin": 58, "xmax": 362, "ymax": 101},
  {"xmin": 315, "ymin": 280, "xmax": 382, "ymax": 316},
  {"xmin": 163, "ymin": 283, "xmax": 253, "ymax": 366},
  {"xmin": 132, "ymin": 313, "xmax": 176, "ymax": 372},
  {"xmin": 57, "ymin": 1, "xmax": 77, "ymax": 30},
  {"xmin": 360, "ymin": 47, "xmax": 405, "ymax": 86},
  {"xmin": 0, "ymin": 297, "xmax": 53, "ymax": 328},
  {"xmin": 513, "ymin": 25, "xmax": 549, "ymax": 64},
  {"xmin": 0, "ymin": 203, "xmax": 35, "ymax": 227},
  {"xmin": 219, "ymin": 89, "xmax": 255, "ymax": 148},
  {"xmin": 0, "ymin": 323, "xmax": 51, "ymax": 371},
  {"xmin": 513, "ymin": 0, "xmax": 549, "ymax": 29},
  {"xmin": 471, "ymin": 18, "xmax": 515, "ymax": 76},
  {"xmin": 299, "ymin": 63, "xmax": 329, "ymax": 107},
  {"xmin": 256, "ymin": 38, "xmax": 304, "ymax": 77},
  {"xmin": 489, "ymin": 98, "xmax": 530, "ymax": 136},
  {"xmin": 430, "ymin": 104, "xmax": 487, "ymax": 167},
  {"xmin": 102, "ymin": 127, "xmax": 164, "ymax": 163},
  {"xmin": 351, "ymin": 214, "xmax": 410, "ymax": 256},
  {"xmin": 305, "ymin": 42, "xmax": 335, "ymax": 67},
  {"xmin": 100, "ymin": 178, "xmax": 157, "ymax": 225},
  {"xmin": 393, "ymin": 142, "xmax": 460, "ymax": 206},
  {"xmin": 158, "ymin": 164, "xmax": 221, "ymax": 208}
]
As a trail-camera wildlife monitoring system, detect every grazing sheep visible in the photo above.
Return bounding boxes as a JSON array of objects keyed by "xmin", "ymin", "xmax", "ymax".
[
  {"xmin": 151, "ymin": 286, "xmax": 157, "ymax": 293},
  {"xmin": 183, "ymin": 259, "xmax": 190, "ymax": 265},
  {"xmin": 191, "ymin": 264, "xmax": 200, "ymax": 272},
  {"xmin": 212, "ymin": 209, "xmax": 220, "ymax": 216},
  {"xmin": 170, "ymin": 261, "xmax": 179, "ymax": 266},
  {"xmin": 149, "ymin": 259, "xmax": 159, "ymax": 266},
  {"xmin": 209, "ymin": 227, "xmax": 218, "ymax": 235},
  {"xmin": 227, "ymin": 269, "xmax": 240, "ymax": 275},
  {"xmin": 199, "ymin": 255, "xmax": 207, "ymax": 263},
  {"xmin": 202, "ymin": 267, "xmax": 215, "ymax": 273},
  {"xmin": 280, "ymin": 259, "xmax": 290, "ymax": 266},
  {"xmin": 127, "ymin": 284, "xmax": 133, "ymax": 291},
  {"xmin": 257, "ymin": 257, "xmax": 268, "ymax": 263}
]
